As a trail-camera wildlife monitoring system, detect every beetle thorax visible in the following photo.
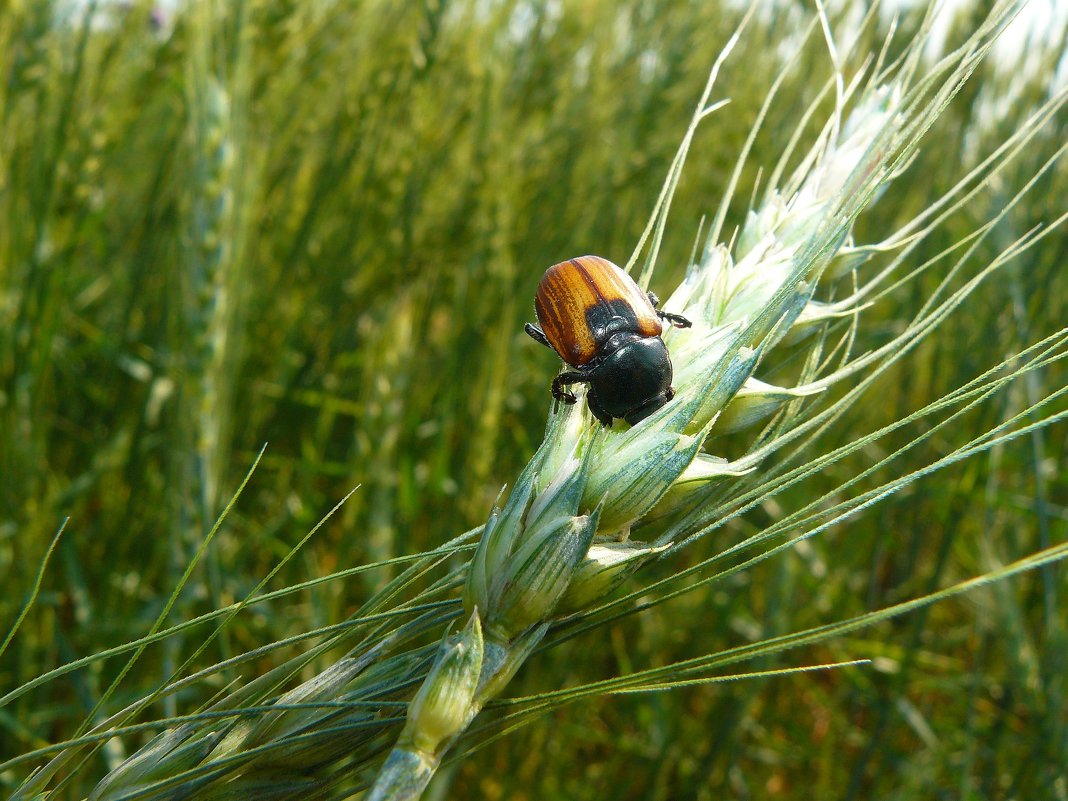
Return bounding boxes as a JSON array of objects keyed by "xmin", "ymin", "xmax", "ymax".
[
  {"xmin": 588, "ymin": 335, "xmax": 673, "ymax": 422},
  {"xmin": 598, "ymin": 330, "xmax": 644, "ymax": 360}
]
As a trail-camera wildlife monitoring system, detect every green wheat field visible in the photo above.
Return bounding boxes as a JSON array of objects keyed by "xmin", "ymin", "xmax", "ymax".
[{"xmin": 1, "ymin": 1, "xmax": 1066, "ymax": 799}]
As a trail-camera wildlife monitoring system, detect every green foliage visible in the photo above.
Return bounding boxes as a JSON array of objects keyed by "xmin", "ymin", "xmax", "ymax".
[{"xmin": 1, "ymin": 1, "xmax": 1065, "ymax": 799}]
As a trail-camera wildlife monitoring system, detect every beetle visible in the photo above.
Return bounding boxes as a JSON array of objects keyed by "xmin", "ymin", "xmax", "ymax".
[{"xmin": 525, "ymin": 255, "xmax": 691, "ymax": 427}]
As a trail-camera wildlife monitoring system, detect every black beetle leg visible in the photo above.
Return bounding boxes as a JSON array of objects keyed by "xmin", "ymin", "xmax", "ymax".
[
  {"xmin": 657, "ymin": 310, "xmax": 692, "ymax": 329},
  {"xmin": 551, "ymin": 371, "xmax": 588, "ymax": 405},
  {"xmin": 647, "ymin": 291, "xmax": 692, "ymax": 329},
  {"xmin": 586, "ymin": 387, "xmax": 614, "ymax": 428},
  {"xmin": 524, "ymin": 322, "xmax": 554, "ymax": 350}
]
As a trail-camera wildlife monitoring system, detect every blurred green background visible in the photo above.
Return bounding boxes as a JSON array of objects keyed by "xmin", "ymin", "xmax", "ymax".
[{"xmin": 1, "ymin": 1, "xmax": 1065, "ymax": 798}]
